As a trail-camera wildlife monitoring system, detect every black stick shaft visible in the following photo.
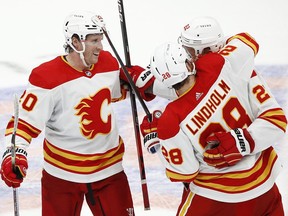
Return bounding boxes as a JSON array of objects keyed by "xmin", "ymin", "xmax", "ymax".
[
  {"xmin": 102, "ymin": 29, "xmax": 151, "ymax": 119},
  {"xmin": 117, "ymin": 0, "xmax": 151, "ymax": 210}
]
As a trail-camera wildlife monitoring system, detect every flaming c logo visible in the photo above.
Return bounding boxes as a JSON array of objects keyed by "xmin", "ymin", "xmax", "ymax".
[{"xmin": 75, "ymin": 88, "xmax": 112, "ymax": 139}]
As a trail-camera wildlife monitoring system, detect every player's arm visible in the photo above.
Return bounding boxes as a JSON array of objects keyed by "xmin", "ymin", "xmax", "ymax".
[
  {"xmin": 5, "ymin": 84, "xmax": 52, "ymax": 147},
  {"xmin": 157, "ymin": 113, "xmax": 199, "ymax": 183},
  {"xmin": 158, "ymin": 133, "xmax": 199, "ymax": 183},
  {"xmin": 2, "ymin": 81, "xmax": 52, "ymax": 187},
  {"xmin": 220, "ymin": 32, "xmax": 259, "ymax": 81},
  {"xmin": 245, "ymin": 71, "xmax": 287, "ymax": 153},
  {"xmin": 140, "ymin": 109, "xmax": 199, "ymax": 182},
  {"xmin": 203, "ymin": 71, "xmax": 287, "ymax": 168}
]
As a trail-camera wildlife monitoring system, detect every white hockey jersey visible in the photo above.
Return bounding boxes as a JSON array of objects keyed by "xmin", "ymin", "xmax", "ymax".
[
  {"xmin": 157, "ymin": 33, "xmax": 287, "ymax": 202},
  {"xmin": 5, "ymin": 50, "xmax": 127, "ymax": 183}
]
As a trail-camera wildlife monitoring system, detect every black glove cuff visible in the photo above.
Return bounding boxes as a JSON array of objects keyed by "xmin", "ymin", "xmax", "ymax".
[{"xmin": 2, "ymin": 147, "xmax": 28, "ymax": 159}]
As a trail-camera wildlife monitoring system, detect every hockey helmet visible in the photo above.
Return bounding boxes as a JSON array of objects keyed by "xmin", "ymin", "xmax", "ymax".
[
  {"xmin": 180, "ymin": 16, "xmax": 224, "ymax": 56},
  {"xmin": 63, "ymin": 11, "xmax": 106, "ymax": 46},
  {"xmin": 150, "ymin": 42, "xmax": 195, "ymax": 88}
]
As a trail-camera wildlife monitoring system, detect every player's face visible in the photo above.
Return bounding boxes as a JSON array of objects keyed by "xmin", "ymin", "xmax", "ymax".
[{"xmin": 83, "ymin": 34, "xmax": 104, "ymax": 65}]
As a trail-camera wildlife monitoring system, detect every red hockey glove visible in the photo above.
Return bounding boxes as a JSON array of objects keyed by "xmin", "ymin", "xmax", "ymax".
[
  {"xmin": 120, "ymin": 65, "xmax": 156, "ymax": 101},
  {"xmin": 1, "ymin": 148, "xmax": 28, "ymax": 188},
  {"xmin": 203, "ymin": 128, "xmax": 255, "ymax": 169},
  {"xmin": 140, "ymin": 110, "xmax": 162, "ymax": 154}
]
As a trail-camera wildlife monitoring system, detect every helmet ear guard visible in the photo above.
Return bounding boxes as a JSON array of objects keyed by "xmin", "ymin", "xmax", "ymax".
[
  {"xmin": 150, "ymin": 42, "xmax": 195, "ymax": 88},
  {"xmin": 179, "ymin": 16, "xmax": 225, "ymax": 56}
]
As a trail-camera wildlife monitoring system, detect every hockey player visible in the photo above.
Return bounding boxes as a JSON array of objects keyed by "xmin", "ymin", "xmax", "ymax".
[
  {"xmin": 0, "ymin": 10, "xmax": 153, "ymax": 216},
  {"xmin": 140, "ymin": 16, "xmax": 270, "ymax": 154},
  {"xmin": 141, "ymin": 37, "xmax": 287, "ymax": 215},
  {"xmin": 134, "ymin": 16, "xmax": 232, "ymax": 124},
  {"xmin": 142, "ymin": 16, "xmax": 225, "ymax": 102}
]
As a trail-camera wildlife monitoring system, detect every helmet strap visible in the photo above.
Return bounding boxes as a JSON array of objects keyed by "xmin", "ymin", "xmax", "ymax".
[
  {"xmin": 186, "ymin": 61, "xmax": 196, "ymax": 76},
  {"xmin": 79, "ymin": 52, "xmax": 89, "ymax": 68},
  {"xmin": 190, "ymin": 62, "xmax": 196, "ymax": 75},
  {"xmin": 69, "ymin": 41, "xmax": 89, "ymax": 67}
]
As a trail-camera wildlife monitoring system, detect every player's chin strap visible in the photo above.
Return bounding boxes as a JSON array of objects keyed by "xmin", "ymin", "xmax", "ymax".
[
  {"xmin": 186, "ymin": 61, "xmax": 196, "ymax": 76},
  {"xmin": 190, "ymin": 62, "xmax": 196, "ymax": 75},
  {"xmin": 70, "ymin": 42, "xmax": 89, "ymax": 67}
]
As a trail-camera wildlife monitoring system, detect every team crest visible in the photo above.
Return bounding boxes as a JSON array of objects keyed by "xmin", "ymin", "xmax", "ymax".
[{"xmin": 75, "ymin": 89, "xmax": 112, "ymax": 139}]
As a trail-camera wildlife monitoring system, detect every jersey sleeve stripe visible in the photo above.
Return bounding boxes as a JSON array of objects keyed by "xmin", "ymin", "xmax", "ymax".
[
  {"xmin": 5, "ymin": 117, "xmax": 41, "ymax": 143},
  {"xmin": 227, "ymin": 33, "xmax": 259, "ymax": 56},
  {"xmin": 166, "ymin": 168, "xmax": 199, "ymax": 182},
  {"xmin": 258, "ymin": 108, "xmax": 287, "ymax": 132}
]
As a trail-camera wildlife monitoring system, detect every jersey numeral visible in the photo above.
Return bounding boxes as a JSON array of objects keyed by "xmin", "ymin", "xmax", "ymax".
[
  {"xmin": 199, "ymin": 97, "xmax": 252, "ymax": 148},
  {"xmin": 219, "ymin": 45, "xmax": 237, "ymax": 56},
  {"xmin": 162, "ymin": 148, "xmax": 183, "ymax": 165},
  {"xmin": 162, "ymin": 96, "xmax": 253, "ymax": 166},
  {"xmin": 253, "ymin": 85, "xmax": 270, "ymax": 103},
  {"xmin": 22, "ymin": 93, "xmax": 38, "ymax": 111}
]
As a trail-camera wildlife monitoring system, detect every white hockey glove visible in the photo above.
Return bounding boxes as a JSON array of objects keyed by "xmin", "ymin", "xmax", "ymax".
[
  {"xmin": 140, "ymin": 110, "xmax": 162, "ymax": 154},
  {"xmin": 203, "ymin": 128, "xmax": 255, "ymax": 168}
]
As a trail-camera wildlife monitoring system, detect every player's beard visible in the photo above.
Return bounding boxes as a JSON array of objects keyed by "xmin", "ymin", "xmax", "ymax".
[{"xmin": 85, "ymin": 52, "xmax": 100, "ymax": 65}]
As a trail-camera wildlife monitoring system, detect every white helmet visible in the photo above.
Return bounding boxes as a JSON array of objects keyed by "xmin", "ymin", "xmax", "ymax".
[
  {"xmin": 150, "ymin": 42, "xmax": 195, "ymax": 88},
  {"xmin": 180, "ymin": 16, "xmax": 224, "ymax": 56},
  {"xmin": 63, "ymin": 11, "xmax": 106, "ymax": 66},
  {"xmin": 63, "ymin": 11, "xmax": 105, "ymax": 46}
]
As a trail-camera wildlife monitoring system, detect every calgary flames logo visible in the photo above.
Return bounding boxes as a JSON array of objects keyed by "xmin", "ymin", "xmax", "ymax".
[{"xmin": 75, "ymin": 89, "xmax": 112, "ymax": 139}]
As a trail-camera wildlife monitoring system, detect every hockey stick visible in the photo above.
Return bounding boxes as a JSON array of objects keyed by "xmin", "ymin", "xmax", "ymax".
[
  {"xmin": 102, "ymin": 28, "xmax": 151, "ymax": 120},
  {"xmin": 11, "ymin": 94, "xmax": 20, "ymax": 216},
  {"xmin": 117, "ymin": 0, "xmax": 150, "ymax": 210}
]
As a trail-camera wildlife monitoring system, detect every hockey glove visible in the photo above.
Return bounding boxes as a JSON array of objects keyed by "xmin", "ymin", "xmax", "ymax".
[
  {"xmin": 140, "ymin": 110, "xmax": 162, "ymax": 154},
  {"xmin": 120, "ymin": 65, "xmax": 156, "ymax": 101},
  {"xmin": 1, "ymin": 147, "xmax": 28, "ymax": 188},
  {"xmin": 203, "ymin": 128, "xmax": 255, "ymax": 169}
]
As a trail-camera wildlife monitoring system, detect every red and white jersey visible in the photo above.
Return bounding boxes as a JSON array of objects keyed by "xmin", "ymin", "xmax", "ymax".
[
  {"xmin": 157, "ymin": 33, "xmax": 287, "ymax": 202},
  {"xmin": 5, "ymin": 50, "xmax": 127, "ymax": 183}
]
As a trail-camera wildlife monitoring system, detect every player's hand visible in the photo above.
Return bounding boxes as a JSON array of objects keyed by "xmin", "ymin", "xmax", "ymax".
[
  {"xmin": 203, "ymin": 128, "xmax": 255, "ymax": 169},
  {"xmin": 120, "ymin": 65, "xmax": 156, "ymax": 101},
  {"xmin": 1, "ymin": 148, "xmax": 28, "ymax": 188},
  {"xmin": 140, "ymin": 110, "xmax": 162, "ymax": 154}
]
